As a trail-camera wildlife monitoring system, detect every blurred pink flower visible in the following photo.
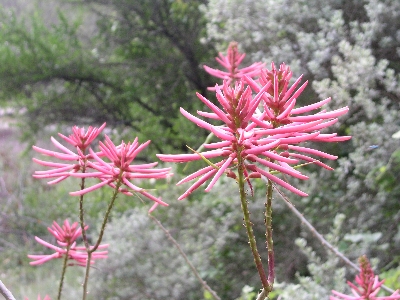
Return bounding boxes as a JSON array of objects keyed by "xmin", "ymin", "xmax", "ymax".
[
  {"xmin": 69, "ymin": 135, "xmax": 171, "ymax": 207},
  {"xmin": 32, "ymin": 123, "xmax": 106, "ymax": 184},
  {"xmin": 204, "ymin": 41, "xmax": 264, "ymax": 89},
  {"xmin": 28, "ymin": 220, "xmax": 108, "ymax": 267},
  {"xmin": 331, "ymin": 256, "xmax": 400, "ymax": 300},
  {"xmin": 24, "ymin": 295, "xmax": 51, "ymax": 300}
]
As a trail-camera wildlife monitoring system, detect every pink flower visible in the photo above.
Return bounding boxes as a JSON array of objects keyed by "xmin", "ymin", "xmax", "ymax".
[
  {"xmin": 25, "ymin": 295, "xmax": 51, "ymax": 300},
  {"xmin": 68, "ymin": 135, "xmax": 171, "ymax": 207},
  {"xmin": 32, "ymin": 123, "xmax": 106, "ymax": 184},
  {"xmin": 28, "ymin": 220, "xmax": 108, "ymax": 267},
  {"xmin": 158, "ymin": 80, "xmax": 313, "ymax": 199},
  {"xmin": 158, "ymin": 61, "xmax": 350, "ymax": 199},
  {"xmin": 204, "ymin": 41, "xmax": 264, "ymax": 89},
  {"xmin": 247, "ymin": 62, "xmax": 351, "ymax": 169},
  {"xmin": 331, "ymin": 256, "xmax": 400, "ymax": 300}
]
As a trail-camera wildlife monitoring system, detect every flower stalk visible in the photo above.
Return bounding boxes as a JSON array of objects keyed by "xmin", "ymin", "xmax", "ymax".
[
  {"xmin": 238, "ymin": 153, "xmax": 269, "ymax": 292},
  {"xmin": 82, "ymin": 177, "xmax": 122, "ymax": 300},
  {"xmin": 57, "ymin": 244, "xmax": 71, "ymax": 300},
  {"xmin": 265, "ymin": 178, "xmax": 275, "ymax": 293}
]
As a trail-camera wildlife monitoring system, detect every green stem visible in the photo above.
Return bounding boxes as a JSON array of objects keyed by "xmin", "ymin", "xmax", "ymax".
[
  {"xmin": 237, "ymin": 155, "xmax": 269, "ymax": 292},
  {"xmin": 82, "ymin": 178, "xmax": 122, "ymax": 300},
  {"xmin": 265, "ymin": 179, "xmax": 275, "ymax": 293},
  {"xmin": 57, "ymin": 244, "xmax": 71, "ymax": 300},
  {"xmin": 79, "ymin": 180, "xmax": 90, "ymax": 252}
]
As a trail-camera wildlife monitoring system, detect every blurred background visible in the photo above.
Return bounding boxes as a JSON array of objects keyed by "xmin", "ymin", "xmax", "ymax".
[{"xmin": 0, "ymin": 0, "xmax": 399, "ymax": 299}]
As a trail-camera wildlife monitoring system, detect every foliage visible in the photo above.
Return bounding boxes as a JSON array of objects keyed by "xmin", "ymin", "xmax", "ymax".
[{"xmin": 0, "ymin": 0, "xmax": 216, "ymax": 155}]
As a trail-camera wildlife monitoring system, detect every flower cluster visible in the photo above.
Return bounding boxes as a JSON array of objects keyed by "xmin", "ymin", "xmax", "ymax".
[
  {"xmin": 203, "ymin": 41, "xmax": 265, "ymax": 89},
  {"xmin": 331, "ymin": 256, "xmax": 400, "ymax": 300},
  {"xmin": 28, "ymin": 220, "xmax": 108, "ymax": 266},
  {"xmin": 33, "ymin": 124, "xmax": 171, "ymax": 208},
  {"xmin": 158, "ymin": 55, "xmax": 350, "ymax": 199}
]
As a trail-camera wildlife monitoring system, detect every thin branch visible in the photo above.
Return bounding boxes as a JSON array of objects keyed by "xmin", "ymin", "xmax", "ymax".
[
  {"xmin": 148, "ymin": 213, "xmax": 221, "ymax": 300},
  {"xmin": 0, "ymin": 280, "xmax": 16, "ymax": 300}
]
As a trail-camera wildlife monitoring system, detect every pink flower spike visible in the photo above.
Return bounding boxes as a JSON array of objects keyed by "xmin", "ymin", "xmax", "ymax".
[
  {"xmin": 161, "ymin": 56, "xmax": 350, "ymax": 199},
  {"xmin": 32, "ymin": 124, "xmax": 107, "ymax": 184},
  {"xmin": 28, "ymin": 220, "xmax": 107, "ymax": 267},
  {"xmin": 77, "ymin": 136, "xmax": 172, "ymax": 205},
  {"xmin": 58, "ymin": 122, "xmax": 106, "ymax": 151},
  {"xmin": 331, "ymin": 255, "xmax": 400, "ymax": 299},
  {"xmin": 204, "ymin": 41, "xmax": 264, "ymax": 88}
]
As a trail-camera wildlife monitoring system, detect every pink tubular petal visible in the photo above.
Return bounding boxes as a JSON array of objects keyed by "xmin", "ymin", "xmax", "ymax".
[
  {"xmin": 203, "ymin": 65, "xmax": 229, "ymax": 79},
  {"xmin": 69, "ymin": 179, "xmax": 113, "ymax": 196},
  {"xmin": 32, "ymin": 158, "xmax": 72, "ymax": 168},
  {"xmin": 291, "ymin": 97, "xmax": 331, "ymax": 114},
  {"xmin": 276, "ymin": 98, "xmax": 296, "ymax": 120},
  {"xmin": 197, "ymin": 92, "xmax": 231, "ymax": 125},
  {"xmin": 50, "ymin": 137, "xmax": 77, "ymax": 156},
  {"xmin": 139, "ymin": 190, "xmax": 169, "ymax": 206},
  {"xmin": 289, "ymin": 153, "xmax": 333, "ymax": 170},
  {"xmin": 197, "ymin": 111, "xmax": 219, "ymax": 119},
  {"xmin": 319, "ymin": 135, "xmax": 352, "ymax": 142},
  {"xmin": 244, "ymin": 139, "xmax": 280, "ymax": 155},
  {"xmin": 177, "ymin": 164, "xmax": 221, "ymax": 185},
  {"xmin": 282, "ymin": 80, "xmax": 308, "ymax": 107},
  {"xmin": 210, "ymin": 126, "xmax": 235, "ymax": 141},
  {"xmin": 250, "ymin": 113, "xmax": 274, "ymax": 129},
  {"xmin": 256, "ymin": 167, "xmax": 308, "ymax": 196},
  {"xmin": 89, "ymin": 148, "xmax": 113, "ymax": 169},
  {"xmin": 46, "ymin": 176, "xmax": 69, "ymax": 185},
  {"xmin": 122, "ymin": 178, "xmax": 145, "ymax": 192},
  {"xmin": 178, "ymin": 169, "xmax": 217, "ymax": 200},
  {"xmin": 249, "ymin": 155, "xmax": 308, "ymax": 180},
  {"xmin": 33, "ymin": 165, "xmax": 77, "ymax": 175},
  {"xmin": 261, "ymin": 151, "xmax": 299, "ymax": 164},
  {"xmin": 288, "ymin": 145, "xmax": 338, "ymax": 160},
  {"xmin": 247, "ymin": 79, "xmax": 272, "ymax": 115},
  {"xmin": 303, "ymin": 118, "xmax": 338, "ymax": 131},
  {"xmin": 32, "ymin": 146, "xmax": 77, "ymax": 161},
  {"xmin": 28, "ymin": 253, "xmax": 61, "ymax": 265},
  {"xmin": 157, "ymin": 149, "xmax": 226, "ymax": 163},
  {"xmin": 149, "ymin": 202, "xmax": 159, "ymax": 213},
  {"xmin": 205, "ymin": 156, "xmax": 235, "ymax": 192},
  {"xmin": 180, "ymin": 107, "xmax": 212, "ymax": 130},
  {"xmin": 34, "ymin": 236, "xmax": 63, "ymax": 252},
  {"xmin": 257, "ymin": 120, "xmax": 323, "ymax": 135},
  {"xmin": 278, "ymin": 132, "xmax": 320, "ymax": 144},
  {"xmin": 203, "ymin": 141, "xmax": 231, "ymax": 149},
  {"xmin": 67, "ymin": 172, "xmax": 107, "ymax": 178},
  {"xmin": 244, "ymin": 75, "xmax": 261, "ymax": 92},
  {"xmin": 288, "ymin": 107, "xmax": 349, "ymax": 122}
]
